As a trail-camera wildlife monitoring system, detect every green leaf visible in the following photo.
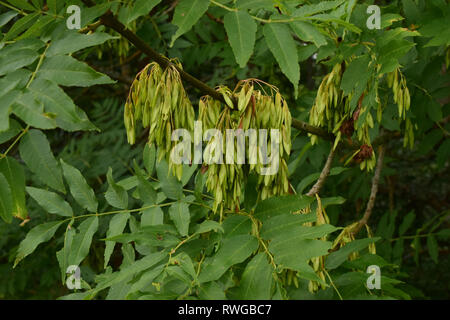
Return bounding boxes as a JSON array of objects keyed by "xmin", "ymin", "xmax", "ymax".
[
  {"xmin": 320, "ymin": 196, "xmax": 346, "ymax": 208},
  {"xmin": 28, "ymin": 79, "xmax": 97, "ymax": 131},
  {"xmin": 19, "ymin": 129, "xmax": 65, "ymax": 193},
  {"xmin": 3, "ymin": 12, "xmax": 39, "ymax": 41},
  {"xmin": 181, "ymin": 164, "xmax": 197, "ymax": 186},
  {"xmin": 92, "ymin": 251, "xmax": 167, "ymax": 294},
  {"xmin": 223, "ymin": 215, "xmax": 252, "ymax": 238},
  {"xmin": 399, "ymin": 211, "xmax": 415, "ymax": 236},
  {"xmin": 80, "ymin": 3, "xmax": 112, "ymax": 28},
  {"xmin": 156, "ymin": 159, "xmax": 183, "ymax": 200},
  {"xmin": 437, "ymin": 139, "xmax": 450, "ymax": 168},
  {"xmin": 61, "ymin": 159, "xmax": 98, "ymax": 213},
  {"xmin": 0, "ymin": 70, "xmax": 21, "ymax": 97},
  {"xmin": 269, "ymin": 238, "xmax": 331, "ymax": 271},
  {"xmin": 0, "ymin": 48, "xmax": 38, "ymax": 76},
  {"xmin": 401, "ymin": 0, "xmax": 420, "ymax": 22},
  {"xmin": 14, "ymin": 221, "xmax": 64, "ymax": 267},
  {"xmin": 224, "ymin": 11, "xmax": 257, "ymax": 68},
  {"xmin": 56, "ymin": 224, "xmax": 75, "ymax": 283},
  {"xmin": 198, "ymin": 235, "xmax": 258, "ymax": 283},
  {"xmin": 128, "ymin": 0, "xmax": 162, "ymax": 24},
  {"xmin": 236, "ymin": 253, "xmax": 273, "ymax": 299},
  {"xmin": 0, "ymin": 173, "xmax": 13, "ymax": 223},
  {"xmin": 104, "ymin": 213, "xmax": 130, "ymax": 268},
  {"xmin": 380, "ymin": 13, "xmax": 404, "ymax": 29},
  {"xmin": 392, "ymin": 238, "xmax": 404, "ymax": 264},
  {"xmin": 127, "ymin": 264, "xmax": 165, "ymax": 296},
  {"xmin": 290, "ymin": 21, "xmax": 327, "ymax": 48},
  {"xmin": 326, "ymin": 238, "xmax": 380, "ymax": 270},
  {"xmin": 340, "ymin": 55, "xmax": 370, "ymax": 95},
  {"xmin": 143, "ymin": 143, "xmax": 156, "ymax": 176},
  {"xmin": 16, "ymin": 15, "xmax": 54, "ymax": 41},
  {"xmin": 12, "ymin": 91, "xmax": 57, "ymax": 130},
  {"xmin": 38, "ymin": 55, "xmax": 114, "ymax": 87},
  {"xmin": 169, "ymin": 201, "xmax": 190, "ymax": 237},
  {"xmin": 105, "ymin": 167, "xmax": 128, "ymax": 209},
  {"xmin": 305, "ymin": 14, "xmax": 361, "ymax": 33},
  {"xmin": 172, "ymin": 252, "xmax": 197, "ymax": 281},
  {"xmin": 47, "ymin": 0, "xmax": 58, "ymax": 15},
  {"xmin": 68, "ymin": 216, "xmax": 99, "ymax": 267},
  {"xmin": 0, "ymin": 90, "xmax": 20, "ymax": 132},
  {"xmin": 427, "ymin": 235, "xmax": 439, "ymax": 264},
  {"xmin": 141, "ymin": 207, "xmax": 164, "ymax": 226},
  {"xmin": 427, "ymin": 100, "xmax": 443, "ymax": 122},
  {"xmin": 6, "ymin": 0, "xmax": 35, "ymax": 11},
  {"xmin": 26, "ymin": 187, "xmax": 73, "ymax": 217},
  {"xmin": 254, "ymin": 194, "xmax": 314, "ymax": 222},
  {"xmin": 136, "ymin": 173, "xmax": 156, "ymax": 205},
  {"xmin": 263, "ymin": 23, "xmax": 300, "ymax": 97},
  {"xmin": 261, "ymin": 214, "xmax": 337, "ymax": 273},
  {"xmin": 0, "ymin": 156, "xmax": 27, "ymax": 220},
  {"xmin": 170, "ymin": 0, "xmax": 210, "ymax": 47},
  {"xmin": 198, "ymin": 281, "xmax": 226, "ymax": 299},
  {"xmin": 244, "ymin": 173, "xmax": 258, "ymax": 211},
  {"xmin": 0, "ymin": 11, "xmax": 18, "ymax": 28},
  {"xmin": 194, "ymin": 220, "xmax": 224, "ymax": 235},
  {"xmin": 47, "ymin": 32, "xmax": 116, "ymax": 56},
  {"xmin": 0, "ymin": 119, "xmax": 22, "ymax": 144},
  {"xmin": 236, "ymin": 0, "xmax": 275, "ymax": 10},
  {"xmin": 293, "ymin": 0, "xmax": 347, "ymax": 17},
  {"xmin": 166, "ymin": 265, "xmax": 192, "ymax": 285},
  {"xmin": 378, "ymin": 39, "xmax": 415, "ymax": 73},
  {"xmin": 260, "ymin": 215, "xmax": 333, "ymax": 239}
]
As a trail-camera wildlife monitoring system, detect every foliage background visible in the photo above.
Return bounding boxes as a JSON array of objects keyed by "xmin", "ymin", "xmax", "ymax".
[{"xmin": 0, "ymin": 0, "xmax": 449, "ymax": 299}]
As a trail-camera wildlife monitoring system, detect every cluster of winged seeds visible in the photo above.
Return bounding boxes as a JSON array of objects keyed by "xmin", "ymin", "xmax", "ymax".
[
  {"xmin": 124, "ymin": 61, "xmax": 195, "ymax": 180},
  {"xmin": 200, "ymin": 80, "xmax": 292, "ymax": 211},
  {"xmin": 125, "ymin": 62, "xmax": 293, "ymax": 213},
  {"xmin": 309, "ymin": 62, "xmax": 412, "ymax": 171},
  {"xmin": 387, "ymin": 68, "xmax": 413, "ymax": 149}
]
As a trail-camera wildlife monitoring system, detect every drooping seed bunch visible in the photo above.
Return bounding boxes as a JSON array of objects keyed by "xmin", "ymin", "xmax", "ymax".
[
  {"xmin": 304, "ymin": 196, "xmax": 330, "ymax": 293},
  {"xmin": 309, "ymin": 63, "xmax": 376, "ymax": 171},
  {"xmin": 199, "ymin": 96, "xmax": 245, "ymax": 213},
  {"xmin": 309, "ymin": 63, "xmax": 344, "ymax": 144},
  {"xmin": 387, "ymin": 68, "xmax": 411, "ymax": 120},
  {"xmin": 309, "ymin": 61, "xmax": 414, "ymax": 171},
  {"xmin": 94, "ymin": 0, "xmax": 137, "ymax": 61},
  {"xmin": 124, "ymin": 61, "xmax": 195, "ymax": 180},
  {"xmin": 386, "ymin": 68, "xmax": 414, "ymax": 149},
  {"xmin": 200, "ymin": 80, "xmax": 292, "ymax": 212},
  {"xmin": 100, "ymin": 22, "xmax": 135, "ymax": 62},
  {"xmin": 248, "ymin": 84, "xmax": 292, "ymax": 201}
]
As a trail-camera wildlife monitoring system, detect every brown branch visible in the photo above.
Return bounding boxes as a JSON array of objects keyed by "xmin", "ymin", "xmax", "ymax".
[
  {"xmin": 307, "ymin": 146, "xmax": 335, "ymax": 196},
  {"xmin": 352, "ymin": 146, "xmax": 386, "ymax": 235},
  {"xmin": 163, "ymin": 1, "xmax": 179, "ymax": 15},
  {"xmin": 206, "ymin": 12, "xmax": 223, "ymax": 24}
]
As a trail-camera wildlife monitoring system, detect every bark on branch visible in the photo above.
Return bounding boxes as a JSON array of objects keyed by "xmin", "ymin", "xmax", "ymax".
[
  {"xmin": 352, "ymin": 146, "xmax": 386, "ymax": 235},
  {"xmin": 306, "ymin": 147, "xmax": 335, "ymax": 197}
]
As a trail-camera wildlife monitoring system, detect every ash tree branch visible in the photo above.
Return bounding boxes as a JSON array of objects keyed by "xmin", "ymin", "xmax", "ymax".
[
  {"xmin": 352, "ymin": 146, "xmax": 386, "ymax": 236},
  {"xmin": 306, "ymin": 146, "xmax": 335, "ymax": 197}
]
